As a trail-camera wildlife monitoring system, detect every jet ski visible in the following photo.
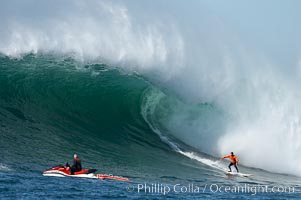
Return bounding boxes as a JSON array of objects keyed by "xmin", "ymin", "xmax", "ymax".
[
  {"xmin": 43, "ymin": 165, "xmax": 97, "ymax": 178},
  {"xmin": 43, "ymin": 165, "xmax": 130, "ymax": 181}
]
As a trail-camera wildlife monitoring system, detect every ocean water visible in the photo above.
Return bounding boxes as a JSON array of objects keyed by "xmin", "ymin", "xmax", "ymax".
[{"xmin": 1, "ymin": 0, "xmax": 301, "ymax": 199}]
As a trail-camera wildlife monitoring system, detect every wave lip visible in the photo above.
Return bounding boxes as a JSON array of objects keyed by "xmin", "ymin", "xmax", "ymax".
[{"xmin": 0, "ymin": 0, "xmax": 185, "ymax": 78}]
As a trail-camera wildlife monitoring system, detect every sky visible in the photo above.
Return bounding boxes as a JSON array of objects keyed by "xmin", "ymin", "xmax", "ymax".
[{"xmin": 201, "ymin": 0, "xmax": 301, "ymax": 67}]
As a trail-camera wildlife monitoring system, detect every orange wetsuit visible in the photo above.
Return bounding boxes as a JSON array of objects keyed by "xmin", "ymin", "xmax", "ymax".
[{"xmin": 223, "ymin": 154, "xmax": 239, "ymax": 163}]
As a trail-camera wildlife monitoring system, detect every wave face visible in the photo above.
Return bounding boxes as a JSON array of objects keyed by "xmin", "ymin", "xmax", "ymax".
[
  {"xmin": 0, "ymin": 55, "xmax": 162, "ymax": 167},
  {"xmin": 1, "ymin": 0, "xmax": 301, "ymax": 177}
]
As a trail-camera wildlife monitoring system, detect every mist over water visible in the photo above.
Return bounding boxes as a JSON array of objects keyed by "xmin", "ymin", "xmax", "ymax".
[{"xmin": 1, "ymin": 0, "xmax": 301, "ymax": 176}]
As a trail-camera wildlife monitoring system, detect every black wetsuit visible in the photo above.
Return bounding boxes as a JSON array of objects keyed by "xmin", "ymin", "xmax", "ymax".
[
  {"xmin": 228, "ymin": 162, "xmax": 239, "ymax": 172},
  {"xmin": 70, "ymin": 158, "xmax": 82, "ymax": 174}
]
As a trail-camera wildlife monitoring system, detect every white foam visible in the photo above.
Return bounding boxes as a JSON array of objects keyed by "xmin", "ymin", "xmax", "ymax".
[{"xmin": 0, "ymin": 164, "xmax": 12, "ymax": 171}]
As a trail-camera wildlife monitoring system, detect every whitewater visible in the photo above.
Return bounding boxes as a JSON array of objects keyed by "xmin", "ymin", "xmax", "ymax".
[{"xmin": 1, "ymin": 0, "xmax": 301, "ymax": 199}]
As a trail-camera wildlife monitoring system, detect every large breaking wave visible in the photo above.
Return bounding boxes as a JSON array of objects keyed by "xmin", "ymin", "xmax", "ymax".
[{"xmin": 1, "ymin": 0, "xmax": 301, "ymax": 176}]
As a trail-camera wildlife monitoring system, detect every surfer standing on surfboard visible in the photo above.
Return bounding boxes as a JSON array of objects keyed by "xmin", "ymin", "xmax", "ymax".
[{"xmin": 222, "ymin": 152, "xmax": 239, "ymax": 172}]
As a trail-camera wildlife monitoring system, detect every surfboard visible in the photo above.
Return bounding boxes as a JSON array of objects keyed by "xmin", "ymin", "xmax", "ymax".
[{"xmin": 226, "ymin": 171, "xmax": 252, "ymax": 177}]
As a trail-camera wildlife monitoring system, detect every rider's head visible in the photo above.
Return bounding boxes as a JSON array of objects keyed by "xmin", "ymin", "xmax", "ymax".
[
  {"xmin": 74, "ymin": 154, "xmax": 78, "ymax": 159},
  {"xmin": 231, "ymin": 152, "xmax": 234, "ymax": 155}
]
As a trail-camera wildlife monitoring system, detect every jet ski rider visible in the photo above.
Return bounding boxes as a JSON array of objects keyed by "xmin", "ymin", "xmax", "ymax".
[{"xmin": 66, "ymin": 154, "xmax": 82, "ymax": 174}]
